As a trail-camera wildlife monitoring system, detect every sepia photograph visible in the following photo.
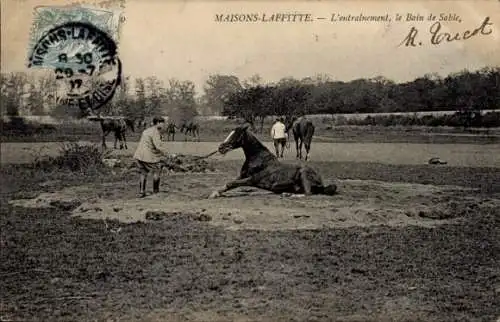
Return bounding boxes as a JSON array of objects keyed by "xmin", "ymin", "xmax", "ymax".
[{"xmin": 1, "ymin": 0, "xmax": 499, "ymax": 321}]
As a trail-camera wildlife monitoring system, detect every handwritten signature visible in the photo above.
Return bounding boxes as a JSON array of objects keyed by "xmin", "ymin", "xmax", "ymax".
[{"xmin": 399, "ymin": 16, "xmax": 493, "ymax": 47}]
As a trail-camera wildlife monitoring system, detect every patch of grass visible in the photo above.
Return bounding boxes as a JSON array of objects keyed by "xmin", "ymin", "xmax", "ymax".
[
  {"xmin": 0, "ymin": 143, "xmax": 116, "ymax": 197},
  {"xmin": 30, "ymin": 142, "xmax": 110, "ymax": 174}
]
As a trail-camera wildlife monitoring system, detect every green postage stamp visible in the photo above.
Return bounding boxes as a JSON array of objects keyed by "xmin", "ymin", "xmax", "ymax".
[{"xmin": 27, "ymin": 4, "xmax": 125, "ymax": 112}]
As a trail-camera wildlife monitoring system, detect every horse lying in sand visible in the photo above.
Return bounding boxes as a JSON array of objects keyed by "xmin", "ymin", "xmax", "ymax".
[{"xmin": 209, "ymin": 124, "xmax": 337, "ymax": 199}]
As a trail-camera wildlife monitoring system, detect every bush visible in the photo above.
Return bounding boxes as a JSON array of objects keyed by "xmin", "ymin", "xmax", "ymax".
[
  {"xmin": 334, "ymin": 115, "xmax": 348, "ymax": 126},
  {"xmin": 31, "ymin": 143, "xmax": 110, "ymax": 174},
  {"xmin": 0, "ymin": 117, "xmax": 57, "ymax": 137},
  {"xmin": 334, "ymin": 112, "xmax": 500, "ymax": 128}
]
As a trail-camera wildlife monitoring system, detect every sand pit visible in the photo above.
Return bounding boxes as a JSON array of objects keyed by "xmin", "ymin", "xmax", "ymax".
[{"xmin": 9, "ymin": 178, "xmax": 497, "ymax": 231}]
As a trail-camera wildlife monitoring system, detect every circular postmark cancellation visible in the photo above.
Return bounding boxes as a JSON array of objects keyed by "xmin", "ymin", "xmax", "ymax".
[{"xmin": 28, "ymin": 21, "xmax": 121, "ymax": 111}]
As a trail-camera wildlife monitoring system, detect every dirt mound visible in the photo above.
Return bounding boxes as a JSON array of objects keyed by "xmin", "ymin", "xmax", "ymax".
[{"xmin": 125, "ymin": 154, "xmax": 216, "ymax": 173}]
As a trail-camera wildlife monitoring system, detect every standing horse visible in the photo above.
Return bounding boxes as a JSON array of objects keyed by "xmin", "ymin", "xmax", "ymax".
[
  {"xmin": 285, "ymin": 116, "xmax": 315, "ymax": 161},
  {"xmin": 180, "ymin": 120, "xmax": 200, "ymax": 141},
  {"xmin": 165, "ymin": 122, "xmax": 177, "ymax": 141},
  {"xmin": 209, "ymin": 124, "xmax": 337, "ymax": 198},
  {"xmin": 99, "ymin": 117, "xmax": 135, "ymax": 149}
]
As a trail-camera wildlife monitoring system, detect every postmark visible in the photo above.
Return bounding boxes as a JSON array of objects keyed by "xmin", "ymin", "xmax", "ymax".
[{"xmin": 27, "ymin": 5, "xmax": 124, "ymax": 112}]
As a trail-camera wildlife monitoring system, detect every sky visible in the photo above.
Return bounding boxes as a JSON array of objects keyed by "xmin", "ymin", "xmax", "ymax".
[{"xmin": 2, "ymin": 0, "xmax": 499, "ymax": 94}]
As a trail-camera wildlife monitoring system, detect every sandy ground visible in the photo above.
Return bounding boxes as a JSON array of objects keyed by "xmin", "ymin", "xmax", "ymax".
[
  {"xmin": 8, "ymin": 176, "xmax": 496, "ymax": 231},
  {"xmin": 2, "ymin": 141, "xmax": 500, "ymax": 167}
]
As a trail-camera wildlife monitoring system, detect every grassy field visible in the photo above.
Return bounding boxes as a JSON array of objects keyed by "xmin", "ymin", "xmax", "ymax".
[
  {"xmin": 2, "ymin": 141, "xmax": 500, "ymax": 168},
  {"xmin": 1, "ymin": 132, "xmax": 500, "ymax": 321},
  {"xmin": 2, "ymin": 117, "xmax": 499, "ymax": 144}
]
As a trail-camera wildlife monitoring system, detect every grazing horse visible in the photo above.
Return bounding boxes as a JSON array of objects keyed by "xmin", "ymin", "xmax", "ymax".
[
  {"xmin": 209, "ymin": 124, "xmax": 337, "ymax": 198},
  {"xmin": 180, "ymin": 121, "xmax": 200, "ymax": 141},
  {"xmin": 285, "ymin": 116, "xmax": 315, "ymax": 161},
  {"xmin": 99, "ymin": 117, "xmax": 135, "ymax": 149}
]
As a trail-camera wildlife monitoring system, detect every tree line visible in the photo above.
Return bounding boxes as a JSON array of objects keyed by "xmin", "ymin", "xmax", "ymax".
[
  {"xmin": 0, "ymin": 73, "xmax": 200, "ymax": 125},
  {"xmin": 1, "ymin": 67, "xmax": 498, "ymax": 127},
  {"xmin": 222, "ymin": 67, "xmax": 500, "ymax": 127}
]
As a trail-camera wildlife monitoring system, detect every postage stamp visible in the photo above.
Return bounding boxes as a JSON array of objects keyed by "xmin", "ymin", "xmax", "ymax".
[{"xmin": 27, "ymin": 5, "xmax": 124, "ymax": 112}]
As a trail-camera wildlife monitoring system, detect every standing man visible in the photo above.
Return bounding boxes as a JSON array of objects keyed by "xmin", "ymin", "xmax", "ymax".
[
  {"xmin": 133, "ymin": 116, "xmax": 168, "ymax": 198},
  {"xmin": 271, "ymin": 117, "xmax": 287, "ymax": 158}
]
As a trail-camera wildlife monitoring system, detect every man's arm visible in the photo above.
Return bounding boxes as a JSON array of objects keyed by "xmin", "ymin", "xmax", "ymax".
[{"xmin": 152, "ymin": 130, "xmax": 168, "ymax": 155}]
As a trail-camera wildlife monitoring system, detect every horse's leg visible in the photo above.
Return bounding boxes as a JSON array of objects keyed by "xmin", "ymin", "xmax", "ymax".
[
  {"xmin": 295, "ymin": 139, "xmax": 300, "ymax": 159},
  {"xmin": 114, "ymin": 132, "xmax": 121, "ymax": 149},
  {"xmin": 122, "ymin": 131, "xmax": 127, "ymax": 149},
  {"xmin": 298, "ymin": 139, "xmax": 304, "ymax": 160},
  {"xmin": 304, "ymin": 126, "xmax": 314, "ymax": 161},
  {"xmin": 304, "ymin": 141, "xmax": 310, "ymax": 161},
  {"xmin": 209, "ymin": 177, "xmax": 254, "ymax": 198},
  {"xmin": 102, "ymin": 130, "xmax": 110, "ymax": 149}
]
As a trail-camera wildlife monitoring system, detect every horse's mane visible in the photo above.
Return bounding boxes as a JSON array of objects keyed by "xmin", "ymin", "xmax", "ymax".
[{"xmin": 242, "ymin": 127, "xmax": 276, "ymax": 159}]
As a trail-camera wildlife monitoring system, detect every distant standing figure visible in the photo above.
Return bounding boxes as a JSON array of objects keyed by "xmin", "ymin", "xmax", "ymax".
[
  {"xmin": 133, "ymin": 117, "xmax": 169, "ymax": 198},
  {"xmin": 271, "ymin": 118, "xmax": 287, "ymax": 158}
]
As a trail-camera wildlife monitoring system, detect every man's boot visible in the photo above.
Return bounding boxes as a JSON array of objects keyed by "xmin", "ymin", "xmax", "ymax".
[
  {"xmin": 153, "ymin": 178, "xmax": 160, "ymax": 194},
  {"xmin": 139, "ymin": 177, "xmax": 147, "ymax": 198}
]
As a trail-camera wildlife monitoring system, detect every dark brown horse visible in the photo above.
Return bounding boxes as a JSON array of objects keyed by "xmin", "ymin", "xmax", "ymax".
[
  {"xmin": 209, "ymin": 124, "xmax": 337, "ymax": 198},
  {"xmin": 99, "ymin": 117, "xmax": 135, "ymax": 149},
  {"xmin": 180, "ymin": 120, "xmax": 200, "ymax": 141},
  {"xmin": 285, "ymin": 116, "xmax": 315, "ymax": 161},
  {"xmin": 164, "ymin": 122, "xmax": 177, "ymax": 141}
]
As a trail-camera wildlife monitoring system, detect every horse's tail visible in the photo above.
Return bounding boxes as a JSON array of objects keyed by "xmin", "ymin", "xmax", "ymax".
[{"xmin": 303, "ymin": 122, "xmax": 315, "ymax": 145}]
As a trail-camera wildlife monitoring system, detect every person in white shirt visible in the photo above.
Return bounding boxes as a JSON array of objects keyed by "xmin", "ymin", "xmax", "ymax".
[
  {"xmin": 270, "ymin": 117, "xmax": 287, "ymax": 158},
  {"xmin": 133, "ymin": 116, "xmax": 168, "ymax": 197}
]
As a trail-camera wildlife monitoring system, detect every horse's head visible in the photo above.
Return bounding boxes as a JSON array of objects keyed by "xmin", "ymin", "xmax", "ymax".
[
  {"xmin": 124, "ymin": 118, "xmax": 135, "ymax": 132},
  {"xmin": 284, "ymin": 115, "xmax": 297, "ymax": 133},
  {"xmin": 218, "ymin": 123, "xmax": 251, "ymax": 154}
]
